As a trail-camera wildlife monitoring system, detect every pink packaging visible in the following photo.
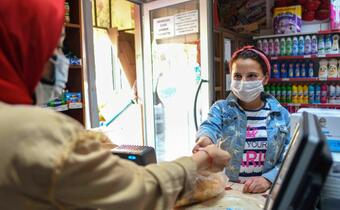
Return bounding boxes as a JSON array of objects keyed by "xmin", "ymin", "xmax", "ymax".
[{"xmin": 330, "ymin": 0, "xmax": 340, "ymax": 29}]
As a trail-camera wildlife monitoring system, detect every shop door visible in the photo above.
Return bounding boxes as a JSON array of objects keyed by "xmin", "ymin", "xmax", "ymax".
[{"xmin": 141, "ymin": 0, "xmax": 213, "ymax": 161}]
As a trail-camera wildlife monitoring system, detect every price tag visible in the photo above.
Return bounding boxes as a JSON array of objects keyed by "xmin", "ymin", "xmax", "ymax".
[
  {"xmin": 318, "ymin": 54, "xmax": 326, "ymax": 58},
  {"xmin": 54, "ymin": 104, "xmax": 68, "ymax": 112},
  {"xmin": 271, "ymin": 56, "xmax": 278, "ymax": 60},
  {"xmin": 282, "ymin": 78, "xmax": 290, "ymax": 81},
  {"xmin": 319, "ymin": 77, "xmax": 327, "ymax": 81},
  {"xmin": 303, "ymin": 55, "xmax": 311, "ymax": 58},
  {"xmin": 69, "ymin": 102, "xmax": 83, "ymax": 109}
]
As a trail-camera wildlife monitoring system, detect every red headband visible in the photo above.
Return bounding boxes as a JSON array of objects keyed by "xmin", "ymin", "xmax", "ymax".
[{"xmin": 230, "ymin": 45, "xmax": 271, "ymax": 77}]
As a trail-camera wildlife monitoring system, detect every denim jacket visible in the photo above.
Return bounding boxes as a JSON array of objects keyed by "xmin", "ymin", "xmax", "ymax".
[{"xmin": 196, "ymin": 93, "xmax": 290, "ymax": 183}]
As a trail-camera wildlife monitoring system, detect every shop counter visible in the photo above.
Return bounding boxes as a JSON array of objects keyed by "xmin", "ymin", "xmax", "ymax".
[{"xmin": 177, "ymin": 182, "xmax": 266, "ymax": 210}]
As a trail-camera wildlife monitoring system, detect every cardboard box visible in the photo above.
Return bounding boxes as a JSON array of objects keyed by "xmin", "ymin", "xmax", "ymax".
[
  {"xmin": 291, "ymin": 108, "xmax": 340, "ymax": 152},
  {"xmin": 273, "ymin": 5, "xmax": 302, "ymax": 34}
]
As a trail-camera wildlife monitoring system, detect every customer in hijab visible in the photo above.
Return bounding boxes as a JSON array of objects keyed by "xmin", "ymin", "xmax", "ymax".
[{"xmin": 0, "ymin": 0, "xmax": 231, "ymax": 210}]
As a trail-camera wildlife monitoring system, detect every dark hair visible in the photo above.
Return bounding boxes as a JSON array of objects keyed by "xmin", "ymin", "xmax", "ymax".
[{"xmin": 230, "ymin": 48, "xmax": 269, "ymax": 75}]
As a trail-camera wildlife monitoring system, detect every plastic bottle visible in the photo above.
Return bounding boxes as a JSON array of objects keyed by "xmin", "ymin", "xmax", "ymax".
[
  {"xmin": 328, "ymin": 59, "xmax": 338, "ymax": 78},
  {"xmin": 298, "ymin": 36, "xmax": 305, "ymax": 55},
  {"xmin": 264, "ymin": 85, "xmax": 270, "ymax": 95},
  {"xmin": 276, "ymin": 85, "xmax": 281, "ymax": 102},
  {"xmin": 272, "ymin": 62, "xmax": 280, "ymax": 78},
  {"xmin": 318, "ymin": 35, "xmax": 325, "ymax": 54},
  {"xmin": 304, "ymin": 35, "xmax": 312, "ymax": 55},
  {"xmin": 336, "ymin": 84, "xmax": 340, "ymax": 104},
  {"xmin": 325, "ymin": 34, "xmax": 332, "ymax": 54},
  {"xmin": 286, "ymin": 84, "xmax": 292, "ymax": 103},
  {"xmin": 319, "ymin": 59, "xmax": 328, "ymax": 80},
  {"xmin": 300, "ymin": 62, "xmax": 307, "ymax": 78},
  {"xmin": 262, "ymin": 39, "xmax": 269, "ymax": 55},
  {"xmin": 315, "ymin": 84, "xmax": 321, "ymax": 103},
  {"xmin": 311, "ymin": 35, "xmax": 318, "ymax": 54},
  {"xmin": 281, "ymin": 84, "xmax": 287, "ymax": 103},
  {"xmin": 292, "ymin": 36, "xmax": 299, "ymax": 56},
  {"xmin": 295, "ymin": 62, "xmax": 301, "ymax": 78},
  {"xmin": 268, "ymin": 38, "xmax": 274, "ymax": 56},
  {"xmin": 280, "ymin": 62, "xmax": 288, "ymax": 78},
  {"xmin": 307, "ymin": 61, "xmax": 314, "ymax": 78},
  {"xmin": 274, "ymin": 38, "xmax": 280, "ymax": 56},
  {"xmin": 257, "ymin": 39, "xmax": 263, "ymax": 51},
  {"xmin": 298, "ymin": 85, "xmax": 304, "ymax": 104},
  {"xmin": 303, "ymin": 84, "xmax": 309, "ymax": 104},
  {"xmin": 288, "ymin": 63, "xmax": 294, "ymax": 78},
  {"xmin": 280, "ymin": 38, "xmax": 286, "ymax": 56},
  {"xmin": 332, "ymin": 34, "xmax": 340, "ymax": 54},
  {"xmin": 292, "ymin": 84, "xmax": 298, "ymax": 104},
  {"xmin": 329, "ymin": 84, "xmax": 337, "ymax": 103},
  {"xmin": 270, "ymin": 85, "xmax": 276, "ymax": 98},
  {"xmin": 286, "ymin": 37, "xmax": 292, "ymax": 56},
  {"xmin": 321, "ymin": 84, "xmax": 328, "ymax": 103},
  {"xmin": 308, "ymin": 84, "xmax": 315, "ymax": 104}
]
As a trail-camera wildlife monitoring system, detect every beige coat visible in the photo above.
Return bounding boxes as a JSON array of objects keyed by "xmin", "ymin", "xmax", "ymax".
[{"xmin": 0, "ymin": 102, "xmax": 198, "ymax": 210}]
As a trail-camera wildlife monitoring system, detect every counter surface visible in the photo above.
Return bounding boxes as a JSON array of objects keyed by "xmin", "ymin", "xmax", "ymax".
[{"xmin": 177, "ymin": 182, "xmax": 267, "ymax": 210}]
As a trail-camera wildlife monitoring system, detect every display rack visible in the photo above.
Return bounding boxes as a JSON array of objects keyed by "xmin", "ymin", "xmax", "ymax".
[{"xmin": 63, "ymin": 0, "xmax": 86, "ymax": 125}]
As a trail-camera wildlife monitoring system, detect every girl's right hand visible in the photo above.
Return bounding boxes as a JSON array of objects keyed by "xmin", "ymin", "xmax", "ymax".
[{"xmin": 192, "ymin": 136, "xmax": 213, "ymax": 153}]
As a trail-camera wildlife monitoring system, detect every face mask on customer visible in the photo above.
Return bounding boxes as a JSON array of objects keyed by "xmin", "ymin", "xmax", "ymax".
[
  {"xmin": 231, "ymin": 79, "xmax": 264, "ymax": 103},
  {"xmin": 35, "ymin": 53, "xmax": 69, "ymax": 105}
]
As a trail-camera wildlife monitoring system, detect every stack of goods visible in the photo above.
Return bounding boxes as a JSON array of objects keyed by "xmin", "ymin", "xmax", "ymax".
[
  {"xmin": 257, "ymin": 34, "xmax": 340, "ymax": 57},
  {"xmin": 271, "ymin": 60, "xmax": 316, "ymax": 78},
  {"xmin": 265, "ymin": 83, "xmax": 340, "ymax": 104}
]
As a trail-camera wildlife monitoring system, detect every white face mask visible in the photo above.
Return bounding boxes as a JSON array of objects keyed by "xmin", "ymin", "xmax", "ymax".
[
  {"xmin": 231, "ymin": 79, "xmax": 264, "ymax": 103},
  {"xmin": 35, "ymin": 53, "xmax": 69, "ymax": 105}
]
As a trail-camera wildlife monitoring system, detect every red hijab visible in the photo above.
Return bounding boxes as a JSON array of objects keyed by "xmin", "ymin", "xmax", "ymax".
[{"xmin": 0, "ymin": 0, "xmax": 65, "ymax": 104}]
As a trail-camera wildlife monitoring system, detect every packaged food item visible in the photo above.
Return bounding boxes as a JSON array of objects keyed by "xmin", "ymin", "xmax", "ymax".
[
  {"xmin": 292, "ymin": 36, "xmax": 299, "ymax": 56},
  {"xmin": 318, "ymin": 35, "xmax": 325, "ymax": 54},
  {"xmin": 274, "ymin": 38, "xmax": 280, "ymax": 56},
  {"xmin": 311, "ymin": 35, "xmax": 318, "ymax": 54},
  {"xmin": 328, "ymin": 59, "xmax": 338, "ymax": 78},
  {"xmin": 319, "ymin": 59, "xmax": 328, "ymax": 79},
  {"xmin": 298, "ymin": 36, "xmax": 305, "ymax": 55},
  {"xmin": 308, "ymin": 84, "xmax": 315, "ymax": 104},
  {"xmin": 174, "ymin": 172, "xmax": 226, "ymax": 207},
  {"xmin": 331, "ymin": 34, "xmax": 339, "ymax": 54},
  {"xmin": 273, "ymin": 5, "xmax": 302, "ymax": 34},
  {"xmin": 280, "ymin": 38, "xmax": 286, "ymax": 56},
  {"xmin": 304, "ymin": 35, "xmax": 311, "ymax": 55},
  {"xmin": 286, "ymin": 37, "xmax": 293, "ymax": 55}
]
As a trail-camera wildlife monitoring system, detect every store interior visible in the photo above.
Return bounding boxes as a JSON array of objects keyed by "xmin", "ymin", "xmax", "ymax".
[{"xmin": 42, "ymin": 0, "xmax": 340, "ymax": 209}]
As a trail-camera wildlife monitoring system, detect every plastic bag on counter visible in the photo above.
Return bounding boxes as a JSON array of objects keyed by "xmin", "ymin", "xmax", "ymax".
[{"xmin": 174, "ymin": 171, "xmax": 227, "ymax": 208}]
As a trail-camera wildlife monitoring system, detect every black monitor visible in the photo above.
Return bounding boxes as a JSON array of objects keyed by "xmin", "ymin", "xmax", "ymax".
[{"xmin": 264, "ymin": 112, "xmax": 333, "ymax": 210}]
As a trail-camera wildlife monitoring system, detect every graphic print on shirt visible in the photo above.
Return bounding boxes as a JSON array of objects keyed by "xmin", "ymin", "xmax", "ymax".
[{"xmin": 239, "ymin": 103, "xmax": 270, "ymax": 180}]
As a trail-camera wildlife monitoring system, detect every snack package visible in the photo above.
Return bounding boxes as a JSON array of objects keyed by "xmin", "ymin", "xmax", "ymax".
[{"xmin": 174, "ymin": 172, "xmax": 227, "ymax": 208}]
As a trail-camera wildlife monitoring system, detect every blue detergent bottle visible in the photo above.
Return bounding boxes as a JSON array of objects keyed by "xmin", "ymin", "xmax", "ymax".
[
  {"xmin": 308, "ymin": 84, "xmax": 315, "ymax": 104},
  {"xmin": 294, "ymin": 62, "xmax": 301, "ymax": 78},
  {"xmin": 315, "ymin": 84, "xmax": 321, "ymax": 103},
  {"xmin": 288, "ymin": 62, "xmax": 294, "ymax": 78}
]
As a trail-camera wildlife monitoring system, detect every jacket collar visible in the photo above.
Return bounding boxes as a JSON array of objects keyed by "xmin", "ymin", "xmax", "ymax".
[{"xmin": 225, "ymin": 92, "xmax": 283, "ymax": 112}]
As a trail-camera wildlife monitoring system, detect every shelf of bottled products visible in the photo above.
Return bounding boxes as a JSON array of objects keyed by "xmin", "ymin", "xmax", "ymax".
[
  {"xmin": 269, "ymin": 78, "xmax": 340, "ymax": 82},
  {"xmin": 282, "ymin": 103, "xmax": 340, "ymax": 108},
  {"xmin": 253, "ymin": 29, "xmax": 340, "ymax": 40},
  {"xmin": 270, "ymin": 53, "xmax": 340, "ymax": 60}
]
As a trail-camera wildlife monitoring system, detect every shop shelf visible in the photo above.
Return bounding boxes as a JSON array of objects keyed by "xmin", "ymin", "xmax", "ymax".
[
  {"xmin": 282, "ymin": 103, "xmax": 340, "ymax": 108},
  {"xmin": 69, "ymin": 64, "xmax": 82, "ymax": 69},
  {"xmin": 254, "ymin": 29, "xmax": 340, "ymax": 40},
  {"xmin": 269, "ymin": 78, "xmax": 340, "ymax": 83},
  {"xmin": 269, "ymin": 54, "xmax": 340, "ymax": 60},
  {"xmin": 65, "ymin": 23, "xmax": 81, "ymax": 29}
]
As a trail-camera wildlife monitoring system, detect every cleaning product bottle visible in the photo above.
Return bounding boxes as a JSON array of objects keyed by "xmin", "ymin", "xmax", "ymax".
[
  {"xmin": 331, "ymin": 34, "xmax": 339, "ymax": 54},
  {"xmin": 286, "ymin": 84, "xmax": 292, "ymax": 103},
  {"xmin": 321, "ymin": 84, "xmax": 328, "ymax": 103},
  {"xmin": 318, "ymin": 35, "xmax": 325, "ymax": 54},
  {"xmin": 329, "ymin": 84, "xmax": 336, "ymax": 103},
  {"xmin": 295, "ymin": 62, "xmax": 301, "ymax": 78},
  {"xmin": 315, "ymin": 84, "xmax": 321, "ymax": 103},
  {"xmin": 286, "ymin": 37, "xmax": 293, "ymax": 56},
  {"xmin": 268, "ymin": 38, "xmax": 274, "ymax": 56},
  {"xmin": 272, "ymin": 62, "xmax": 280, "ymax": 78},
  {"xmin": 292, "ymin": 36, "xmax": 299, "ymax": 56},
  {"xmin": 311, "ymin": 35, "xmax": 318, "ymax": 54},
  {"xmin": 298, "ymin": 36, "xmax": 305, "ymax": 55},
  {"xmin": 281, "ymin": 84, "xmax": 287, "ymax": 103},
  {"xmin": 280, "ymin": 62, "xmax": 287, "ymax": 78},
  {"xmin": 292, "ymin": 84, "xmax": 298, "ymax": 104},
  {"xmin": 300, "ymin": 62, "xmax": 307, "ymax": 78},
  {"xmin": 288, "ymin": 63, "xmax": 294, "ymax": 78},
  {"xmin": 308, "ymin": 61, "xmax": 314, "ymax": 78},
  {"xmin": 304, "ymin": 35, "xmax": 312, "ymax": 55},
  {"xmin": 276, "ymin": 85, "xmax": 281, "ymax": 102},
  {"xmin": 303, "ymin": 84, "xmax": 309, "ymax": 104},
  {"xmin": 336, "ymin": 84, "xmax": 340, "ymax": 104},
  {"xmin": 298, "ymin": 85, "xmax": 304, "ymax": 104},
  {"xmin": 257, "ymin": 39, "xmax": 263, "ymax": 51},
  {"xmin": 325, "ymin": 34, "xmax": 332, "ymax": 54},
  {"xmin": 274, "ymin": 38, "xmax": 280, "ymax": 56},
  {"xmin": 308, "ymin": 84, "xmax": 315, "ymax": 104},
  {"xmin": 262, "ymin": 39, "xmax": 269, "ymax": 55},
  {"xmin": 280, "ymin": 37, "xmax": 286, "ymax": 56},
  {"xmin": 270, "ymin": 85, "xmax": 276, "ymax": 98}
]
